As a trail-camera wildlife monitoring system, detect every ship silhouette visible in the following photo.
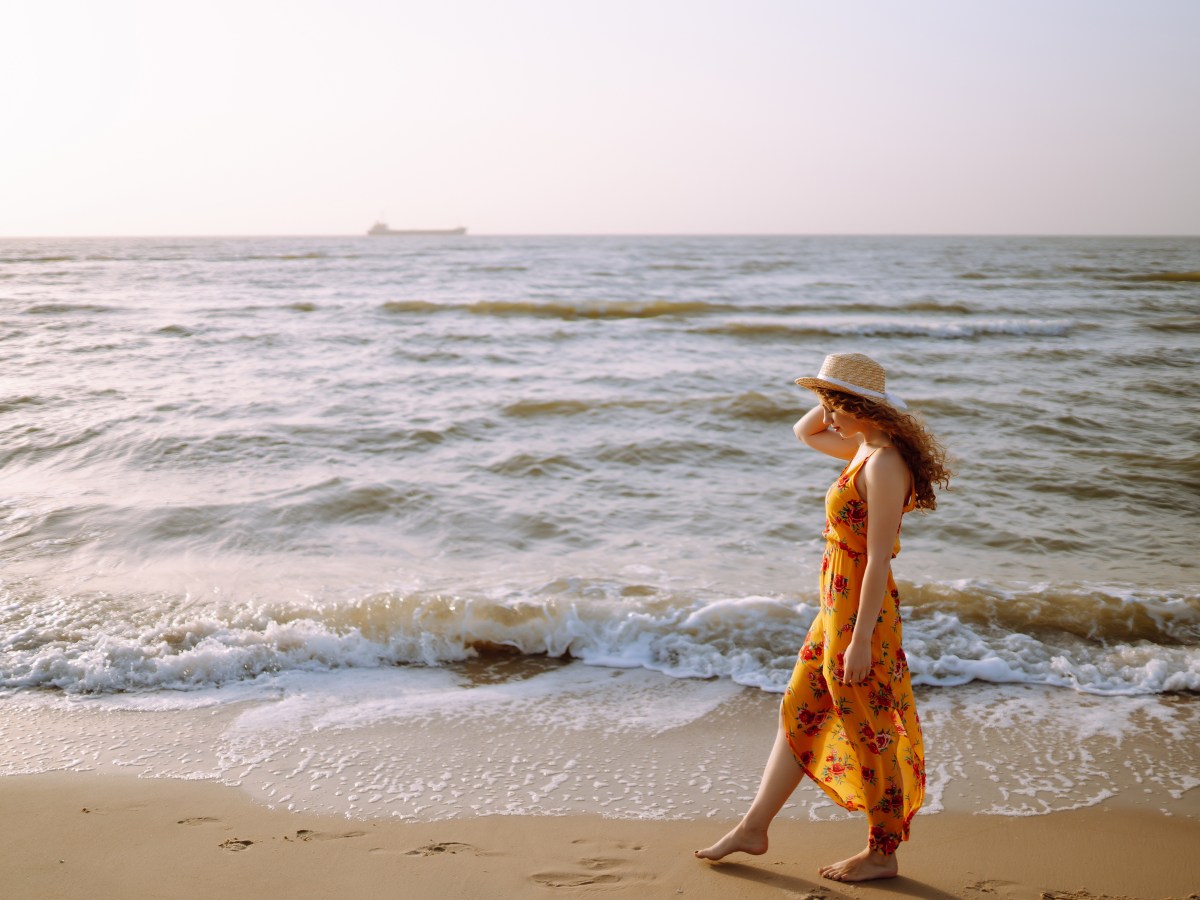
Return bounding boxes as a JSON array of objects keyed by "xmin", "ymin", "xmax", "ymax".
[{"xmin": 367, "ymin": 221, "xmax": 467, "ymax": 236}]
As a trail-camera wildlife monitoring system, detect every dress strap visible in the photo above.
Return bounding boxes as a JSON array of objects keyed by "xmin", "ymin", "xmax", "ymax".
[{"xmin": 849, "ymin": 446, "xmax": 886, "ymax": 471}]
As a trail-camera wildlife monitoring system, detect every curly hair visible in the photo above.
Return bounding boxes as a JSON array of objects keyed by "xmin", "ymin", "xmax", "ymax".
[{"xmin": 812, "ymin": 388, "xmax": 952, "ymax": 511}]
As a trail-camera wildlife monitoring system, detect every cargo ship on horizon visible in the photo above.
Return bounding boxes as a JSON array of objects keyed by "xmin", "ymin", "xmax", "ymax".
[{"xmin": 367, "ymin": 221, "xmax": 467, "ymax": 236}]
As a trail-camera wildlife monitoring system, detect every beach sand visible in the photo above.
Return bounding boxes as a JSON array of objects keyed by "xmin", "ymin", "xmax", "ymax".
[
  {"xmin": 3, "ymin": 675, "xmax": 1199, "ymax": 898},
  {"xmin": 2, "ymin": 771, "xmax": 1197, "ymax": 900}
]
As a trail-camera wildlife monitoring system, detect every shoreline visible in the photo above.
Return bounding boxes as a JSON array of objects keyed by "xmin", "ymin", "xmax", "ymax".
[
  {"xmin": 1, "ymin": 771, "xmax": 1197, "ymax": 899},
  {"xmin": 5, "ymin": 673, "xmax": 1198, "ymax": 824},
  {"xmin": 5, "ymin": 667, "xmax": 1198, "ymax": 897}
]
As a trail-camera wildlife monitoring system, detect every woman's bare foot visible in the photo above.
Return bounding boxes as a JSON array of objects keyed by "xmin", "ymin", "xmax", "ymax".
[
  {"xmin": 818, "ymin": 846, "xmax": 898, "ymax": 882},
  {"xmin": 693, "ymin": 822, "xmax": 769, "ymax": 860}
]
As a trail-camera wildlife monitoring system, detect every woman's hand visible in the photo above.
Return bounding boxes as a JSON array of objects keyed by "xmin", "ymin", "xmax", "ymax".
[
  {"xmin": 795, "ymin": 404, "xmax": 857, "ymax": 461},
  {"xmin": 842, "ymin": 638, "xmax": 872, "ymax": 684}
]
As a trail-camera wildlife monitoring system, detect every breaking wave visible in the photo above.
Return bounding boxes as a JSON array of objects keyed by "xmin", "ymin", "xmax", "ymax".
[{"xmin": 2, "ymin": 579, "xmax": 1195, "ymax": 698}]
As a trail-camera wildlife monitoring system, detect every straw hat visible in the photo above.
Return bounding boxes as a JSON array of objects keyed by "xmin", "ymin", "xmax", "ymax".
[{"xmin": 794, "ymin": 352, "xmax": 908, "ymax": 410}]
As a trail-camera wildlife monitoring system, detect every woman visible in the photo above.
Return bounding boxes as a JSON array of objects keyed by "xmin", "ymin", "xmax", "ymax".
[{"xmin": 695, "ymin": 352, "xmax": 951, "ymax": 883}]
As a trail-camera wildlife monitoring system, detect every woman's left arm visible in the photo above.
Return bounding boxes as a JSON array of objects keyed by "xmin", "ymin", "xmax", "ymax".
[{"xmin": 842, "ymin": 450, "xmax": 909, "ymax": 684}]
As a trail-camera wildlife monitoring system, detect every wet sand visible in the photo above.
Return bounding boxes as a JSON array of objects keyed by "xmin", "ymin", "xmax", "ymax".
[{"xmin": 2, "ymin": 771, "xmax": 1197, "ymax": 899}]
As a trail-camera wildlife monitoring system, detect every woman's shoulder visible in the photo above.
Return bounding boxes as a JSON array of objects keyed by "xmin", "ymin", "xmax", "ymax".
[
  {"xmin": 860, "ymin": 446, "xmax": 913, "ymax": 503},
  {"xmin": 866, "ymin": 445, "xmax": 908, "ymax": 474}
]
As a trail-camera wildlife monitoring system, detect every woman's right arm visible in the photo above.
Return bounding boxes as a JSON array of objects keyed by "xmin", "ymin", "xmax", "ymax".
[{"xmin": 793, "ymin": 404, "xmax": 858, "ymax": 460}]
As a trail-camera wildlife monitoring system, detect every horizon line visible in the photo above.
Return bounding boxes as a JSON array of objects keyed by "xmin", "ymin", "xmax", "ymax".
[{"xmin": 1, "ymin": 231, "xmax": 1198, "ymax": 240}]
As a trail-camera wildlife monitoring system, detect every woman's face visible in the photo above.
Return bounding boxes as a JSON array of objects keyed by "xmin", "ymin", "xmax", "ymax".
[{"xmin": 822, "ymin": 403, "xmax": 868, "ymax": 439}]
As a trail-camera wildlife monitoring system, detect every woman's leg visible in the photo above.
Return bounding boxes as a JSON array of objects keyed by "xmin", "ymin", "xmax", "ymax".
[
  {"xmin": 694, "ymin": 718, "xmax": 804, "ymax": 860},
  {"xmin": 817, "ymin": 678, "xmax": 905, "ymax": 882}
]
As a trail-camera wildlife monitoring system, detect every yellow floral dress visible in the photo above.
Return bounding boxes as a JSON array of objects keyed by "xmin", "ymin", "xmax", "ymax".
[{"xmin": 782, "ymin": 448, "xmax": 925, "ymax": 855}]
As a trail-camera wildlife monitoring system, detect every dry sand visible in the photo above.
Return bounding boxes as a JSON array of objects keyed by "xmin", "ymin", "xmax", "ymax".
[{"xmin": 1, "ymin": 772, "xmax": 1197, "ymax": 900}]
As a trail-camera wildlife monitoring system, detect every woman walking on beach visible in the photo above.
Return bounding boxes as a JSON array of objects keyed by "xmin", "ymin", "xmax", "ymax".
[{"xmin": 696, "ymin": 352, "xmax": 951, "ymax": 883}]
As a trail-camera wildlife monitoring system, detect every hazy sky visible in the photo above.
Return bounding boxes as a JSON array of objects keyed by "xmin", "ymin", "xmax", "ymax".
[{"xmin": 3, "ymin": 0, "xmax": 1198, "ymax": 236}]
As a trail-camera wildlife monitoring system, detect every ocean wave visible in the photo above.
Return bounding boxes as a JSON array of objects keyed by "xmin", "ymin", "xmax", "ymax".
[
  {"xmin": 2, "ymin": 579, "xmax": 1196, "ymax": 698},
  {"xmin": 24, "ymin": 302, "xmax": 119, "ymax": 315},
  {"xmin": 75, "ymin": 424, "xmax": 459, "ymax": 482},
  {"xmin": 243, "ymin": 252, "xmax": 329, "ymax": 261},
  {"xmin": 501, "ymin": 392, "xmax": 796, "ymax": 423},
  {"xmin": 0, "ymin": 255, "xmax": 76, "ymax": 264},
  {"xmin": 487, "ymin": 452, "xmax": 587, "ymax": 478},
  {"xmin": 1121, "ymin": 271, "xmax": 1200, "ymax": 283},
  {"xmin": 468, "ymin": 299, "xmax": 733, "ymax": 319},
  {"xmin": 909, "ymin": 397, "xmax": 988, "ymax": 419},
  {"xmin": 502, "ymin": 399, "xmax": 594, "ymax": 418},
  {"xmin": 273, "ymin": 480, "xmax": 439, "ymax": 527},
  {"xmin": 699, "ymin": 318, "xmax": 1076, "ymax": 339},
  {"xmin": 737, "ymin": 259, "xmax": 799, "ymax": 274},
  {"xmin": 595, "ymin": 438, "xmax": 749, "ymax": 467},
  {"xmin": 1138, "ymin": 379, "xmax": 1199, "ymax": 399},
  {"xmin": 380, "ymin": 300, "xmax": 443, "ymax": 313},
  {"xmin": 895, "ymin": 299, "xmax": 976, "ymax": 314},
  {"xmin": 785, "ymin": 300, "xmax": 979, "ymax": 315},
  {"xmin": 711, "ymin": 391, "xmax": 798, "ymax": 421},
  {"xmin": 0, "ymin": 421, "xmax": 107, "ymax": 469},
  {"xmin": 0, "ymin": 394, "xmax": 47, "ymax": 414},
  {"xmin": 378, "ymin": 298, "xmax": 739, "ymax": 319},
  {"xmin": 1106, "ymin": 348, "xmax": 1195, "ymax": 370},
  {"xmin": 125, "ymin": 480, "xmax": 441, "ymax": 542},
  {"xmin": 377, "ymin": 298, "xmax": 988, "ymax": 321},
  {"xmin": 1145, "ymin": 317, "xmax": 1200, "ymax": 334}
]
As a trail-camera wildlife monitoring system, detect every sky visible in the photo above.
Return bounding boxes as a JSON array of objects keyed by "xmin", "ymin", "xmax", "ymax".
[{"xmin": 2, "ymin": 0, "xmax": 1198, "ymax": 236}]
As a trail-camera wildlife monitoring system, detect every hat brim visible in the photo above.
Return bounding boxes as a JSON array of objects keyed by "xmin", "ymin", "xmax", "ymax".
[
  {"xmin": 794, "ymin": 376, "xmax": 867, "ymax": 396},
  {"xmin": 794, "ymin": 376, "xmax": 837, "ymax": 392},
  {"xmin": 794, "ymin": 376, "xmax": 906, "ymax": 410}
]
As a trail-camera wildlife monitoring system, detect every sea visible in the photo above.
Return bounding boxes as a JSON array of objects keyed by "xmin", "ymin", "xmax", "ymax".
[{"xmin": 1, "ymin": 234, "xmax": 1198, "ymax": 822}]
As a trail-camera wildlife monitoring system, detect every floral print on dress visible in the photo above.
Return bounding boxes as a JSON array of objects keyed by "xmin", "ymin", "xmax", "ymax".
[
  {"xmin": 834, "ymin": 498, "xmax": 869, "ymax": 536},
  {"xmin": 782, "ymin": 449, "xmax": 924, "ymax": 856}
]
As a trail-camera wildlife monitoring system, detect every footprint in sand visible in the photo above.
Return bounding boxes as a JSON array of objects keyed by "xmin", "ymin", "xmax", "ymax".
[
  {"xmin": 531, "ymin": 872, "xmax": 622, "ymax": 889},
  {"xmin": 578, "ymin": 857, "xmax": 625, "ymax": 870},
  {"xmin": 964, "ymin": 878, "xmax": 1032, "ymax": 898},
  {"xmin": 287, "ymin": 829, "xmax": 367, "ymax": 842},
  {"xmin": 219, "ymin": 839, "xmax": 254, "ymax": 851},
  {"xmin": 570, "ymin": 838, "xmax": 645, "ymax": 851},
  {"xmin": 531, "ymin": 839, "xmax": 653, "ymax": 891},
  {"xmin": 395, "ymin": 841, "xmax": 486, "ymax": 857},
  {"xmin": 177, "ymin": 817, "xmax": 223, "ymax": 826},
  {"xmin": 782, "ymin": 890, "xmax": 831, "ymax": 900}
]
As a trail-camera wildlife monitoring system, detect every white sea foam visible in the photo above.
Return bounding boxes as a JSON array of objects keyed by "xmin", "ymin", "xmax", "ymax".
[
  {"xmin": 2, "ymin": 577, "xmax": 1198, "ymax": 701},
  {"xmin": 226, "ymin": 664, "xmax": 742, "ymax": 739},
  {"xmin": 2, "ymin": 669, "xmax": 1196, "ymax": 824}
]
